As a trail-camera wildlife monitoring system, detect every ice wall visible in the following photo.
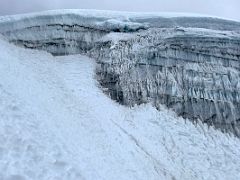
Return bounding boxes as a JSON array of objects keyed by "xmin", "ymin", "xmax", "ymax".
[
  {"xmin": 93, "ymin": 28, "xmax": 240, "ymax": 136},
  {"xmin": 0, "ymin": 10, "xmax": 240, "ymax": 136}
]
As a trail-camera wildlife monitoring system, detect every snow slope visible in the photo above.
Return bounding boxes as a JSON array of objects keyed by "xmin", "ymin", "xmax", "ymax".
[{"xmin": 0, "ymin": 35, "xmax": 240, "ymax": 180}]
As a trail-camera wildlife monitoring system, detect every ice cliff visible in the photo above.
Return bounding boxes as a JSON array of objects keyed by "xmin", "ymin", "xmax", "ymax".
[{"xmin": 0, "ymin": 9, "xmax": 240, "ymax": 136}]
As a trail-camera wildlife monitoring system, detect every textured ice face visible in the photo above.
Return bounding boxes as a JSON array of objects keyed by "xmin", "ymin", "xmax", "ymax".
[
  {"xmin": 0, "ymin": 10, "xmax": 240, "ymax": 136},
  {"xmin": 94, "ymin": 28, "xmax": 240, "ymax": 136}
]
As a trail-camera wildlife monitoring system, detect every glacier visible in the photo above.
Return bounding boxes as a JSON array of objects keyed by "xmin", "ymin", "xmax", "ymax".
[
  {"xmin": 0, "ymin": 27, "xmax": 240, "ymax": 180},
  {"xmin": 0, "ymin": 10, "xmax": 239, "ymax": 136},
  {"xmin": 0, "ymin": 10, "xmax": 240, "ymax": 179}
]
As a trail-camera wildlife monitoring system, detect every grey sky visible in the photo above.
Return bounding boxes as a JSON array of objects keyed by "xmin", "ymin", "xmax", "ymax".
[{"xmin": 0, "ymin": 0, "xmax": 239, "ymax": 21}]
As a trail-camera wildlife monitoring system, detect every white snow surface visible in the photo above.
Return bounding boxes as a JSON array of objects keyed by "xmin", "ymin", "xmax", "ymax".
[
  {"xmin": 0, "ymin": 9, "xmax": 238, "ymax": 22},
  {"xmin": 1, "ymin": 9, "xmax": 240, "ymax": 34},
  {"xmin": 0, "ymin": 36, "xmax": 240, "ymax": 180}
]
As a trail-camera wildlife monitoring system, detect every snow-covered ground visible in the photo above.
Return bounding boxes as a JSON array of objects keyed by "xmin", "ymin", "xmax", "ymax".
[{"xmin": 0, "ymin": 35, "xmax": 240, "ymax": 180}]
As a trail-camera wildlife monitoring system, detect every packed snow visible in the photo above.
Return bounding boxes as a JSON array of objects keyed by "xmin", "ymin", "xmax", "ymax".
[
  {"xmin": 0, "ymin": 32, "xmax": 240, "ymax": 180},
  {"xmin": 1, "ymin": 9, "xmax": 240, "ymax": 34},
  {"xmin": 1, "ymin": 9, "xmax": 239, "ymax": 23}
]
